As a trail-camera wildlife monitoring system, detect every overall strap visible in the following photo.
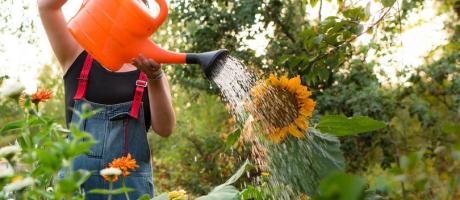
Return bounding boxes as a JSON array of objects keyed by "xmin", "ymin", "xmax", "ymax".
[
  {"xmin": 130, "ymin": 72, "xmax": 148, "ymax": 119},
  {"xmin": 73, "ymin": 53, "xmax": 94, "ymax": 100}
]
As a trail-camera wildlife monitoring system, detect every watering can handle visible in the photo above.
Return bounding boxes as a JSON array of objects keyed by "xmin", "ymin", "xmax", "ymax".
[{"xmin": 151, "ymin": 0, "xmax": 169, "ymax": 28}]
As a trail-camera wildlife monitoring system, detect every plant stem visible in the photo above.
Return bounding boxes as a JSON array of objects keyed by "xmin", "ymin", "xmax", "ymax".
[
  {"xmin": 318, "ymin": 0, "xmax": 323, "ymax": 22},
  {"xmin": 108, "ymin": 182, "xmax": 113, "ymax": 200},
  {"xmin": 122, "ymin": 177, "xmax": 130, "ymax": 200}
]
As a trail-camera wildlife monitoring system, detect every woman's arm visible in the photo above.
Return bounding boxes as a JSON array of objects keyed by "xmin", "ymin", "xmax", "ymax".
[
  {"xmin": 38, "ymin": 0, "xmax": 82, "ymax": 73},
  {"xmin": 133, "ymin": 55, "xmax": 176, "ymax": 137}
]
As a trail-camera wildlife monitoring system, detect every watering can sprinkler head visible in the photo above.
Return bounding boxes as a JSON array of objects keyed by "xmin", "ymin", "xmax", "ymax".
[
  {"xmin": 67, "ymin": 0, "xmax": 230, "ymax": 80},
  {"xmin": 186, "ymin": 49, "xmax": 229, "ymax": 79}
]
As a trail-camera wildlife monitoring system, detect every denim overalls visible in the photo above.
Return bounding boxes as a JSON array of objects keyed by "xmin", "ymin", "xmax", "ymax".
[{"xmin": 60, "ymin": 54, "xmax": 154, "ymax": 199}]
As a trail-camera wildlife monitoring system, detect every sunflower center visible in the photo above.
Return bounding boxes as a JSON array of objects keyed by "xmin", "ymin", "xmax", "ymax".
[{"xmin": 256, "ymin": 86, "xmax": 299, "ymax": 129}]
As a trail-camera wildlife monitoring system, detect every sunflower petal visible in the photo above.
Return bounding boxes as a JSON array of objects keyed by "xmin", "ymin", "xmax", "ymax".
[
  {"xmin": 288, "ymin": 124, "xmax": 304, "ymax": 138},
  {"xmin": 269, "ymin": 74, "xmax": 280, "ymax": 86},
  {"xmin": 287, "ymin": 76, "xmax": 301, "ymax": 93},
  {"xmin": 279, "ymin": 76, "xmax": 289, "ymax": 89},
  {"xmin": 295, "ymin": 117, "xmax": 308, "ymax": 130}
]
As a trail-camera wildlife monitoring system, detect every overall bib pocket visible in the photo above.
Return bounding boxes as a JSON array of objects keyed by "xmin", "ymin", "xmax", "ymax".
[
  {"xmin": 70, "ymin": 104, "xmax": 107, "ymax": 159},
  {"xmin": 81, "ymin": 117, "xmax": 106, "ymax": 158}
]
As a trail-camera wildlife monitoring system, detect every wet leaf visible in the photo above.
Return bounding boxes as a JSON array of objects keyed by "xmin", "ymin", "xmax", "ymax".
[
  {"xmin": 197, "ymin": 160, "xmax": 250, "ymax": 200},
  {"xmin": 197, "ymin": 185, "xmax": 240, "ymax": 200},
  {"xmin": 215, "ymin": 159, "xmax": 250, "ymax": 190},
  {"xmin": 317, "ymin": 115, "xmax": 386, "ymax": 136},
  {"xmin": 267, "ymin": 128, "xmax": 345, "ymax": 196}
]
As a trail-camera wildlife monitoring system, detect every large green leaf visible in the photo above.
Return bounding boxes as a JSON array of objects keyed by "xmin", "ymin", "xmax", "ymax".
[
  {"xmin": 197, "ymin": 160, "xmax": 250, "ymax": 200},
  {"xmin": 313, "ymin": 172, "xmax": 367, "ymax": 200},
  {"xmin": 151, "ymin": 193, "xmax": 169, "ymax": 200},
  {"xmin": 267, "ymin": 128, "xmax": 346, "ymax": 197},
  {"xmin": 317, "ymin": 115, "xmax": 386, "ymax": 136},
  {"xmin": 0, "ymin": 120, "xmax": 24, "ymax": 134},
  {"xmin": 196, "ymin": 185, "xmax": 240, "ymax": 200}
]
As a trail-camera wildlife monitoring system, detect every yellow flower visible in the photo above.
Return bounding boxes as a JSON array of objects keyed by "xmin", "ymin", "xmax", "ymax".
[
  {"xmin": 300, "ymin": 193, "xmax": 310, "ymax": 200},
  {"xmin": 31, "ymin": 89, "xmax": 52, "ymax": 104},
  {"xmin": 168, "ymin": 189, "xmax": 187, "ymax": 200},
  {"xmin": 248, "ymin": 74, "xmax": 316, "ymax": 144},
  {"xmin": 108, "ymin": 153, "xmax": 139, "ymax": 177}
]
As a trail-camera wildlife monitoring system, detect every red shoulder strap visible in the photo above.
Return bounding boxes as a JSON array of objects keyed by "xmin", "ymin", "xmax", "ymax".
[
  {"xmin": 130, "ymin": 72, "xmax": 148, "ymax": 119},
  {"xmin": 74, "ymin": 53, "xmax": 93, "ymax": 100}
]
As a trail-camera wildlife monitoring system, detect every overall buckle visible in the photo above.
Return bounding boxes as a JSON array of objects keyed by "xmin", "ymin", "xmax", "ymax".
[{"xmin": 136, "ymin": 80, "xmax": 148, "ymax": 87}]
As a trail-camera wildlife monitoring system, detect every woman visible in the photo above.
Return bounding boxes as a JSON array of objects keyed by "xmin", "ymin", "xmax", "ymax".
[{"xmin": 38, "ymin": 0, "xmax": 176, "ymax": 199}]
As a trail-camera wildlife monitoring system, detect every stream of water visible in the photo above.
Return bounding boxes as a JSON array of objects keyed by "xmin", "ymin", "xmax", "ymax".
[{"xmin": 210, "ymin": 55, "xmax": 344, "ymax": 199}]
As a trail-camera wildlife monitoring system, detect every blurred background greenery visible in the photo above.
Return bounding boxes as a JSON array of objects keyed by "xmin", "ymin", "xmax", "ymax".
[{"xmin": 1, "ymin": 0, "xmax": 460, "ymax": 199}]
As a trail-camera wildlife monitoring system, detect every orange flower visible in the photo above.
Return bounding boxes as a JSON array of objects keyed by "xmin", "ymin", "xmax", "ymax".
[
  {"xmin": 31, "ymin": 89, "xmax": 52, "ymax": 104},
  {"xmin": 102, "ymin": 174, "xmax": 119, "ymax": 183},
  {"xmin": 100, "ymin": 167, "xmax": 122, "ymax": 183},
  {"xmin": 108, "ymin": 153, "xmax": 139, "ymax": 177}
]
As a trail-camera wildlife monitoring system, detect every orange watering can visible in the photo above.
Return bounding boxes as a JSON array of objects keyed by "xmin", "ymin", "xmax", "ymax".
[{"xmin": 68, "ymin": 0, "xmax": 228, "ymax": 78}]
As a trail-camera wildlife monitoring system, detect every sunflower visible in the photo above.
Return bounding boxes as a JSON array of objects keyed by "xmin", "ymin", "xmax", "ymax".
[
  {"xmin": 31, "ymin": 89, "xmax": 52, "ymax": 104},
  {"xmin": 108, "ymin": 153, "xmax": 139, "ymax": 177},
  {"xmin": 248, "ymin": 74, "xmax": 315, "ymax": 143}
]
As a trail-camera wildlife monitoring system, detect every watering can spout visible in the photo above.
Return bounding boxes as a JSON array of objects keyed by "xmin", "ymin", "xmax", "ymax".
[{"xmin": 186, "ymin": 49, "xmax": 229, "ymax": 79}]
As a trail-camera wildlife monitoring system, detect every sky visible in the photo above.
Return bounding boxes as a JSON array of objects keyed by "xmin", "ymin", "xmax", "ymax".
[{"xmin": 0, "ymin": 0, "xmax": 451, "ymax": 93}]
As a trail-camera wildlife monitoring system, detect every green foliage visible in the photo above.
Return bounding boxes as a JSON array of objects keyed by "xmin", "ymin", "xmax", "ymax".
[
  {"xmin": 380, "ymin": 0, "xmax": 396, "ymax": 7},
  {"xmin": 225, "ymin": 129, "xmax": 241, "ymax": 150},
  {"xmin": 165, "ymin": 0, "xmax": 384, "ymax": 90},
  {"xmin": 2, "ymin": 0, "xmax": 460, "ymax": 199},
  {"xmin": 0, "ymin": 97, "xmax": 96, "ymax": 199},
  {"xmin": 151, "ymin": 86, "xmax": 242, "ymax": 195},
  {"xmin": 88, "ymin": 187, "xmax": 135, "ymax": 195},
  {"xmin": 197, "ymin": 160, "xmax": 250, "ymax": 200},
  {"xmin": 153, "ymin": 160, "xmax": 250, "ymax": 200},
  {"xmin": 313, "ymin": 172, "xmax": 367, "ymax": 200},
  {"xmin": 317, "ymin": 115, "xmax": 386, "ymax": 136}
]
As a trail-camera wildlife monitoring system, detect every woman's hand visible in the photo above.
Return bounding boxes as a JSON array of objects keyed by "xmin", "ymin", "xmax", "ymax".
[
  {"xmin": 132, "ymin": 54, "xmax": 175, "ymax": 137},
  {"xmin": 37, "ymin": 0, "xmax": 68, "ymax": 10},
  {"xmin": 132, "ymin": 54, "xmax": 163, "ymax": 81}
]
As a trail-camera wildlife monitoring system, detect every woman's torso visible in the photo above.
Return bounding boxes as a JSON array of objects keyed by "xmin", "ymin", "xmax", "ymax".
[{"xmin": 63, "ymin": 51, "xmax": 151, "ymax": 130}]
